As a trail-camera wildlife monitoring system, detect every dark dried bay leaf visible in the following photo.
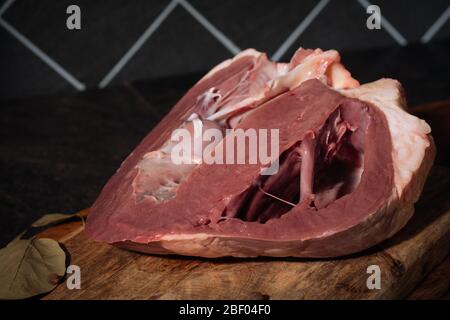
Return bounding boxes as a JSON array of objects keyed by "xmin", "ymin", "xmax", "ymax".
[{"xmin": 0, "ymin": 237, "xmax": 66, "ymax": 299}]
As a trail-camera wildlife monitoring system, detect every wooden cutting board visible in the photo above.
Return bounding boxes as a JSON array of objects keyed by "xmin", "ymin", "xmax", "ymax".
[{"xmin": 42, "ymin": 165, "xmax": 450, "ymax": 300}]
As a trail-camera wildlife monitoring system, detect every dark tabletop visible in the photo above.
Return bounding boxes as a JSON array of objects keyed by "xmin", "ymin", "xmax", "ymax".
[{"xmin": 1, "ymin": 40, "xmax": 450, "ymax": 247}]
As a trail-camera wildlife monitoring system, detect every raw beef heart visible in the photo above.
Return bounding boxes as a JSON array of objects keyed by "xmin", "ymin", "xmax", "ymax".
[{"xmin": 85, "ymin": 48, "xmax": 435, "ymax": 258}]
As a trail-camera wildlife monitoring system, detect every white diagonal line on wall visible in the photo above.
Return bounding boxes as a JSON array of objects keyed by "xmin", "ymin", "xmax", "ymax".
[
  {"xmin": 272, "ymin": 0, "xmax": 330, "ymax": 61},
  {"xmin": 0, "ymin": 0, "xmax": 15, "ymax": 17},
  {"xmin": 357, "ymin": 0, "xmax": 407, "ymax": 46},
  {"xmin": 178, "ymin": 0, "xmax": 241, "ymax": 55},
  {"xmin": 0, "ymin": 17, "xmax": 86, "ymax": 90},
  {"xmin": 421, "ymin": 6, "xmax": 450, "ymax": 43},
  {"xmin": 99, "ymin": 0, "xmax": 178, "ymax": 88}
]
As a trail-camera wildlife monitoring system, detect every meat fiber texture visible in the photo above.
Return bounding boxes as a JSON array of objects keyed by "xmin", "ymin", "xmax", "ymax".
[{"xmin": 86, "ymin": 48, "xmax": 435, "ymax": 258}]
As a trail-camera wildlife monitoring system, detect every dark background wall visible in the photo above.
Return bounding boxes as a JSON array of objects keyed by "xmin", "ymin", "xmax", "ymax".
[
  {"xmin": 1, "ymin": 0, "xmax": 450, "ymax": 101},
  {"xmin": 1, "ymin": 0, "xmax": 450, "ymax": 246}
]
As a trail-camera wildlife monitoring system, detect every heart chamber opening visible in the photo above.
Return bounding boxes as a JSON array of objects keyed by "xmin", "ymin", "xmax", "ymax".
[{"xmin": 222, "ymin": 105, "xmax": 368, "ymax": 223}]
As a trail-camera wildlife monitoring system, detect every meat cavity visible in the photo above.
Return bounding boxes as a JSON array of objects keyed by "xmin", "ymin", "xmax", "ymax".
[{"xmin": 221, "ymin": 104, "xmax": 368, "ymax": 223}]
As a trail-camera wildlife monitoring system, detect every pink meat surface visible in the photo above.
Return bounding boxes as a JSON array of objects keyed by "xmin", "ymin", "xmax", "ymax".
[{"xmin": 85, "ymin": 48, "xmax": 434, "ymax": 258}]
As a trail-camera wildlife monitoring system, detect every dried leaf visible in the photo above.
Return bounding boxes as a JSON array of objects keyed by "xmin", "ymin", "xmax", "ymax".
[
  {"xmin": 0, "ymin": 237, "xmax": 66, "ymax": 299},
  {"xmin": 31, "ymin": 213, "xmax": 80, "ymax": 228},
  {"xmin": 9, "ymin": 231, "xmax": 27, "ymax": 245}
]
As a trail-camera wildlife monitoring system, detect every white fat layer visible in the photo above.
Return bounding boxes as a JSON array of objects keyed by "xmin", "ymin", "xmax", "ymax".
[
  {"xmin": 341, "ymin": 78, "xmax": 431, "ymax": 198},
  {"xmin": 161, "ymin": 233, "xmax": 210, "ymax": 241}
]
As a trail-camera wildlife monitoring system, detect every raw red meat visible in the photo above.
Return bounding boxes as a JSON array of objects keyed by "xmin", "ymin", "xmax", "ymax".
[{"xmin": 85, "ymin": 48, "xmax": 434, "ymax": 258}]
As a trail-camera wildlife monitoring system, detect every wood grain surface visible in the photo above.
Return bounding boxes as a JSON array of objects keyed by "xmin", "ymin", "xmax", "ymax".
[
  {"xmin": 408, "ymin": 255, "xmax": 450, "ymax": 300},
  {"xmin": 42, "ymin": 166, "xmax": 450, "ymax": 300}
]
